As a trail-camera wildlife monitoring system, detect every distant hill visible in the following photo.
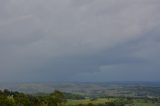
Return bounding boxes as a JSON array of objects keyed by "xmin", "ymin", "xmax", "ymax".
[{"xmin": 0, "ymin": 82, "xmax": 160, "ymax": 97}]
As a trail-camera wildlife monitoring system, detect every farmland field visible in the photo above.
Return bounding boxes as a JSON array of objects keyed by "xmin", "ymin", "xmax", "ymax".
[
  {"xmin": 67, "ymin": 98, "xmax": 112, "ymax": 105},
  {"xmin": 67, "ymin": 98, "xmax": 160, "ymax": 106}
]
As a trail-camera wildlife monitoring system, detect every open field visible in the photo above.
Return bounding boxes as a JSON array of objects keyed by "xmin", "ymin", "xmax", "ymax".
[
  {"xmin": 67, "ymin": 98, "xmax": 112, "ymax": 105},
  {"xmin": 125, "ymin": 102, "xmax": 160, "ymax": 106},
  {"xmin": 67, "ymin": 98, "xmax": 160, "ymax": 106}
]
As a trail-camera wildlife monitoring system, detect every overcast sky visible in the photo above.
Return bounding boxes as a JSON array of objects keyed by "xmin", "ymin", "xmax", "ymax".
[{"xmin": 0, "ymin": 0, "xmax": 160, "ymax": 82}]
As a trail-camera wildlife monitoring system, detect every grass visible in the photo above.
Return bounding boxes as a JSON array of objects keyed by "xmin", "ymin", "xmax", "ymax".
[
  {"xmin": 67, "ymin": 98, "xmax": 160, "ymax": 106},
  {"xmin": 125, "ymin": 101, "xmax": 160, "ymax": 106},
  {"xmin": 67, "ymin": 98, "xmax": 112, "ymax": 105}
]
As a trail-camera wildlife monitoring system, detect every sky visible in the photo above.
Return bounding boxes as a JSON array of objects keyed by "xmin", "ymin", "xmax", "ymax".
[{"xmin": 0, "ymin": 0, "xmax": 160, "ymax": 82}]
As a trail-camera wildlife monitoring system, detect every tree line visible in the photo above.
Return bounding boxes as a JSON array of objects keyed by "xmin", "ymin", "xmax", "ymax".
[
  {"xmin": 0, "ymin": 89, "xmax": 66, "ymax": 106},
  {"xmin": 0, "ymin": 89, "xmax": 127, "ymax": 106}
]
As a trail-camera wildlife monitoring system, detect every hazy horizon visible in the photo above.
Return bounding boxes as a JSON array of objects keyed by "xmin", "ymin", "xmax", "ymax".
[{"xmin": 0, "ymin": 0, "xmax": 160, "ymax": 82}]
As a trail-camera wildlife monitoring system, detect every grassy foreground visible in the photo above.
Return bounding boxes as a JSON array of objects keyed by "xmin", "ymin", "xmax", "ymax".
[
  {"xmin": 125, "ymin": 102, "xmax": 159, "ymax": 106},
  {"xmin": 67, "ymin": 98, "xmax": 160, "ymax": 106}
]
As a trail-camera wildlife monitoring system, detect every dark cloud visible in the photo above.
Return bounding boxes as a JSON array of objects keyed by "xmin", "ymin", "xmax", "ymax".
[{"xmin": 0, "ymin": 0, "xmax": 160, "ymax": 82}]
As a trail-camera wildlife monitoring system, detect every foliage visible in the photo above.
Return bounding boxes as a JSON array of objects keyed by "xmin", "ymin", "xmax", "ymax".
[
  {"xmin": 0, "ymin": 89, "xmax": 159, "ymax": 106},
  {"xmin": 0, "ymin": 89, "xmax": 66, "ymax": 106}
]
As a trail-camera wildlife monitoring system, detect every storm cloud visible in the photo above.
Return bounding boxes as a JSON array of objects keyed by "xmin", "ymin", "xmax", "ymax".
[{"xmin": 0, "ymin": 0, "xmax": 160, "ymax": 82}]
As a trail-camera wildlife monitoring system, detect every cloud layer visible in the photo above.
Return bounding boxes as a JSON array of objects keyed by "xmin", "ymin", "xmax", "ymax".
[{"xmin": 0, "ymin": 0, "xmax": 160, "ymax": 82}]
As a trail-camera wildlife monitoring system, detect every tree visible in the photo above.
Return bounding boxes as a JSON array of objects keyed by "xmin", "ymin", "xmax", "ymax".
[
  {"xmin": 87, "ymin": 103, "xmax": 94, "ymax": 106},
  {"xmin": 48, "ymin": 90, "xmax": 67, "ymax": 106}
]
